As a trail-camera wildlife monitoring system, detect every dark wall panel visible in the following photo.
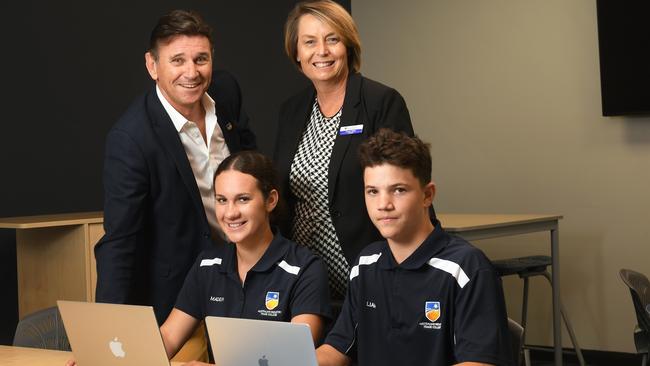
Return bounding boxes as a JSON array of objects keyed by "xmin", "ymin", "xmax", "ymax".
[{"xmin": 0, "ymin": 0, "xmax": 349, "ymax": 344}]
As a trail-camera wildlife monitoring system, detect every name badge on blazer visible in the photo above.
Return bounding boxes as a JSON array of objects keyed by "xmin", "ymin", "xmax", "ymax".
[{"xmin": 339, "ymin": 124, "xmax": 364, "ymax": 135}]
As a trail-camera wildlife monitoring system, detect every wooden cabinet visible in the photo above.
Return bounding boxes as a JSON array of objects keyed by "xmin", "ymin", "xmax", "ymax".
[{"xmin": 0, "ymin": 212, "xmax": 104, "ymax": 318}]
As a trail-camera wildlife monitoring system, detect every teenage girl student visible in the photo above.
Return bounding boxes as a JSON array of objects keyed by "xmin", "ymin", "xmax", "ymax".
[{"xmin": 161, "ymin": 151, "xmax": 332, "ymax": 363}]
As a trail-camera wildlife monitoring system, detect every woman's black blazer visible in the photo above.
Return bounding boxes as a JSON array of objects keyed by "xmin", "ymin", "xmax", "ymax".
[{"xmin": 274, "ymin": 72, "xmax": 415, "ymax": 265}]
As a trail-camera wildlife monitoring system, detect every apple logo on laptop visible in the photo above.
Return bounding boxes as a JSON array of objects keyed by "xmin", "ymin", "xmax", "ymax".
[
  {"xmin": 109, "ymin": 337, "xmax": 126, "ymax": 358},
  {"xmin": 258, "ymin": 355, "xmax": 269, "ymax": 366}
]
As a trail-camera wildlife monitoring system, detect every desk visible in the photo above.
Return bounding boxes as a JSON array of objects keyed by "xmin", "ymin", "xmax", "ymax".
[
  {"xmin": 0, "ymin": 345, "xmax": 70, "ymax": 366},
  {"xmin": 0, "ymin": 212, "xmax": 104, "ymax": 318},
  {"xmin": 0, "ymin": 345, "xmax": 183, "ymax": 366},
  {"xmin": 2, "ymin": 212, "xmax": 562, "ymax": 364},
  {"xmin": 438, "ymin": 213, "xmax": 563, "ymax": 366}
]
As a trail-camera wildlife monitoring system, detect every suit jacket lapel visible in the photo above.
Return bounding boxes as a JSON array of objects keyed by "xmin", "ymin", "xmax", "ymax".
[
  {"xmin": 215, "ymin": 101, "xmax": 238, "ymax": 152},
  {"xmin": 328, "ymin": 73, "xmax": 362, "ymax": 204},
  {"xmin": 285, "ymin": 88, "xmax": 316, "ymax": 170},
  {"xmin": 146, "ymin": 89, "xmax": 207, "ymax": 223}
]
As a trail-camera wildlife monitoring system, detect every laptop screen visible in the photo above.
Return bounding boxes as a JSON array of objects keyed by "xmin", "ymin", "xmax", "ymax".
[
  {"xmin": 58, "ymin": 301, "xmax": 170, "ymax": 366},
  {"xmin": 205, "ymin": 316, "xmax": 317, "ymax": 366}
]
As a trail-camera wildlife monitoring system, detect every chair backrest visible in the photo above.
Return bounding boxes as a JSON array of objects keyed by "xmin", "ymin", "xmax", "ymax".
[
  {"xmin": 13, "ymin": 306, "xmax": 70, "ymax": 351},
  {"xmin": 508, "ymin": 317, "xmax": 524, "ymax": 366},
  {"xmin": 619, "ymin": 269, "xmax": 650, "ymax": 334}
]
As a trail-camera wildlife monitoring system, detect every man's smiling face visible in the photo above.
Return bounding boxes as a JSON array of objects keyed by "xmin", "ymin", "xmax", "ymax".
[{"xmin": 145, "ymin": 35, "xmax": 212, "ymax": 115}]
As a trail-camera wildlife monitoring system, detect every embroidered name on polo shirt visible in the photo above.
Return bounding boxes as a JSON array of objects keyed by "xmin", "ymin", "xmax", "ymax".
[{"xmin": 210, "ymin": 296, "xmax": 225, "ymax": 302}]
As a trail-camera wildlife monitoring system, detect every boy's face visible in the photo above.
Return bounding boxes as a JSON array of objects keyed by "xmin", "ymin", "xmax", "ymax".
[{"xmin": 363, "ymin": 163, "xmax": 435, "ymax": 245}]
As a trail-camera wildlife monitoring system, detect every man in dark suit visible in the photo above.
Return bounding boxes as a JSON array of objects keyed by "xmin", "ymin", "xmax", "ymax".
[{"xmin": 94, "ymin": 9, "xmax": 256, "ymax": 325}]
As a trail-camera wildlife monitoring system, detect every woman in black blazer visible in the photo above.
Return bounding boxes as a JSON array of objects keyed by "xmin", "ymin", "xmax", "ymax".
[{"xmin": 274, "ymin": 0, "xmax": 415, "ymax": 299}]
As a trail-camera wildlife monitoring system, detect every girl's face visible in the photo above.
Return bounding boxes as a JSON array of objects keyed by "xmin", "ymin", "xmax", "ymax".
[{"xmin": 214, "ymin": 170, "xmax": 277, "ymax": 246}]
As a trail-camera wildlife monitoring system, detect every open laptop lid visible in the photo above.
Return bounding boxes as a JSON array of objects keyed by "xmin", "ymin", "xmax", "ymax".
[
  {"xmin": 205, "ymin": 316, "xmax": 318, "ymax": 366},
  {"xmin": 57, "ymin": 301, "xmax": 169, "ymax": 366}
]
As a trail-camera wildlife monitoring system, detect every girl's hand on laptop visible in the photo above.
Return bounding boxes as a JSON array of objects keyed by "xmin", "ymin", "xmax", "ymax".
[{"xmin": 64, "ymin": 358, "xmax": 76, "ymax": 366}]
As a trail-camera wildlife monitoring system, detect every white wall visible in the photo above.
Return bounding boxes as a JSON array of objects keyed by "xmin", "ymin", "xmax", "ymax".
[{"xmin": 354, "ymin": 0, "xmax": 650, "ymax": 352}]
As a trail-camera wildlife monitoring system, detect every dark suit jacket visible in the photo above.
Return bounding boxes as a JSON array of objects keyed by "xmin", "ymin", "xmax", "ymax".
[
  {"xmin": 274, "ymin": 72, "xmax": 414, "ymax": 266},
  {"xmin": 95, "ymin": 70, "xmax": 256, "ymax": 324}
]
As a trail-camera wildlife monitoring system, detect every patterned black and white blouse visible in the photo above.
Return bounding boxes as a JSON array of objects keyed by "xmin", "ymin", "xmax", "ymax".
[{"xmin": 290, "ymin": 99, "xmax": 348, "ymax": 299}]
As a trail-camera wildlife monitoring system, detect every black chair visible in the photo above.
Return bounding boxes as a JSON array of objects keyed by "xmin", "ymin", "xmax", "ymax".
[
  {"xmin": 508, "ymin": 317, "xmax": 524, "ymax": 366},
  {"xmin": 491, "ymin": 255, "xmax": 585, "ymax": 366},
  {"xmin": 619, "ymin": 269, "xmax": 650, "ymax": 366},
  {"xmin": 13, "ymin": 306, "xmax": 70, "ymax": 351}
]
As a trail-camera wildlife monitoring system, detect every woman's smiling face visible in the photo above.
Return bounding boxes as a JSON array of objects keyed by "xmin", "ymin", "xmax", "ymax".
[{"xmin": 296, "ymin": 14, "xmax": 349, "ymax": 86}]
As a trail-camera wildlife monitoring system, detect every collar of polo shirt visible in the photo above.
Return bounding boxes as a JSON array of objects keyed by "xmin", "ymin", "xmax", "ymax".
[
  {"xmin": 219, "ymin": 228, "xmax": 292, "ymax": 275},
  {"xmin": 378, "ymin": 219, "xmax": 447, "ymax": 270}
]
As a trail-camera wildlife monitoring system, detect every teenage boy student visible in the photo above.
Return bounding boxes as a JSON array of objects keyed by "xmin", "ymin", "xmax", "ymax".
[{"xmin": 316, "ymin": 128, "xmax": 512, "ymax": 366}]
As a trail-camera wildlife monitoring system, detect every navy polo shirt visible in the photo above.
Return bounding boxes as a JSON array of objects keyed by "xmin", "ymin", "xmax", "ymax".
[
  {"xmin": 175, "ymin": 232, "xmax": 332, "ymax": 322},
  {"xmin": 325, "ymin": 221, "xmax": 512, "ymax": 366}
]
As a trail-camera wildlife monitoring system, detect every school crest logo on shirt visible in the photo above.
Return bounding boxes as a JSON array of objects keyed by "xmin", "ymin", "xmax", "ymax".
[
  {"xmin": 265, "ymin": 292, "xmax": 279, "ymax": 310},
  {"xmin": 425, "ymin": 301, "xmax": 441, "ymax": 322}
]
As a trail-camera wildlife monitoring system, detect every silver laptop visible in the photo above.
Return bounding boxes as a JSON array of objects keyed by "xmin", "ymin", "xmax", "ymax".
[
  {"xmin": 57, "ymin": 300, "xmax": 169, "ymax": 366},
  {"xmin": 205, "ymin": 316, "xmax": 318, "ymax": 366}
]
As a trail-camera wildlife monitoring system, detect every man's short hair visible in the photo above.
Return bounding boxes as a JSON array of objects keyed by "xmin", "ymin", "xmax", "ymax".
[
  {"xmin": 149, "ymin": 9, "xmax": 213, "ymax": 59},
  {"xmin": 358, "ymin": 128, "xmax": 432, "ymax": 186}
]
